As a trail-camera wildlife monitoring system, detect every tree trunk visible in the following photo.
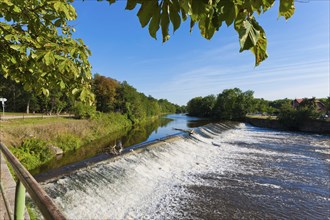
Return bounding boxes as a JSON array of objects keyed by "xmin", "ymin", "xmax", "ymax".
[{"xmin": 26, "ymin": 99, "xmax": 30, "ymax": 114}]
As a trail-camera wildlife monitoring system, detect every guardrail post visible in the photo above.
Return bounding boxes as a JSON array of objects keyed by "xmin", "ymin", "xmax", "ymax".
[{"xmin": 14, "ymin": 180, "xmax": 25, "ymax": 220}]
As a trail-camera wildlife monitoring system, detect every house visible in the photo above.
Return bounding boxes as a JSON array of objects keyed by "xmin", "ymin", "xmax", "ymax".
[
  {"xmin": 315, "ymin": 100, "xmax": 326, "ymax": 112},
  {"xmin": 292, "ymin": 98, "xmax": 304, "ymax": 108},
  {"xmin": 292, "ymin": 98, "xmax": 326, "ymax": 112}
]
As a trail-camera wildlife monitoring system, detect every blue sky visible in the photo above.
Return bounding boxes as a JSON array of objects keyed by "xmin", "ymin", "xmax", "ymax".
[{"xmin": 71, "ymin": 1, "xmax": 329, "ymax": 105}]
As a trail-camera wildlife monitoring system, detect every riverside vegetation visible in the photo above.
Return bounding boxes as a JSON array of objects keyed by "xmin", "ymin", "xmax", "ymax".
[
  {"xmin": 1, "ymin": 74, "xmax": 184, "ymax": 171},
  {"xmin": 186, "ymin": 88, "xmax": 330, "ymax": 130}
]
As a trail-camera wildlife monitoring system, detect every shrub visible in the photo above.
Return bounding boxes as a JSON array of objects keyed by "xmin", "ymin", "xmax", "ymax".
[
  {"xmin": 71, "ymin": 102, "xmax": 96, "ymax": 119},
  {"xmin": 10, "ymin": 138, "xmax": 54, "ymax": 170},
  {"xmin": 278, "ymin": 107, "xmax": 317, "ymax": 130},
  {"xmin": 55, "ymin": 134, "xmax": 82, "ymax": 152}
]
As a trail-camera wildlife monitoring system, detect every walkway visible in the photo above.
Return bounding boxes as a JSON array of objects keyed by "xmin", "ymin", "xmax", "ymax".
[
  {"xmin": 0, "ymin": 153, "xmax": 30, "ymax": 220},
  {"xmin": 0, "ymin": 114, "xmax": 72, "ymax": 120}
]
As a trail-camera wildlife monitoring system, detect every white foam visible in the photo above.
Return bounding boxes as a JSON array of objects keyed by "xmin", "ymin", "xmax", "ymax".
[{"xmin": 42, "ymin": 123, "xmax": 329, "ymax": 219}]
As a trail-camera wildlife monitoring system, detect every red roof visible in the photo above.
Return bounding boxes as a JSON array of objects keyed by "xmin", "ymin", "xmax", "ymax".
[{"xmin": 295, "ymin": 98, "xmax": 304, "ymax": 103}]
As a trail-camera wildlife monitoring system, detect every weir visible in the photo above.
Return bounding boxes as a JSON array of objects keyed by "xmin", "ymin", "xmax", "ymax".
[
  {"xmin": 39, "ymin": 122, "xmax": 330, "ymax": 219},
  {"xmin": 1, "ymin": 122, "xmax": 329, "ymax": 219}
]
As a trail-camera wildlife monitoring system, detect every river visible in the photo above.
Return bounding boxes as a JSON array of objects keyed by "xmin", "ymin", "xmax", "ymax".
[
  {"xmin": 31, "ymin": 114, "xmax": 211, "ymax": 175},
  {"xmin": 35, "ymin": 115, "xmax": 330, "ymax": 219}
]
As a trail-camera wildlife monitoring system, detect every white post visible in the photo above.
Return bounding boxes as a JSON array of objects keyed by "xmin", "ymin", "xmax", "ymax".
[{"xmin": 0, "ymin": 98, "xmax": 7, "ymax": 118}]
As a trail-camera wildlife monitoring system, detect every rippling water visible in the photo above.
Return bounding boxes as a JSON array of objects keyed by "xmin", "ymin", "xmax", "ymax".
[{"xmin": 42, "ymin": 123, "xmax": 330, "ymax": 219}]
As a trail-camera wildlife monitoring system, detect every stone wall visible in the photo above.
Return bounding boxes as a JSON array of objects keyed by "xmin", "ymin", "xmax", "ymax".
[{"xmin": 245, "ymin": 117, "xmax": 330, "ymax": 135}]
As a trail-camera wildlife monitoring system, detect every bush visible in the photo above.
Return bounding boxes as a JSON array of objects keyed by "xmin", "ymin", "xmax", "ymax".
[
  {"xmin": 10, "ymin": 138, "xmax": 54, "ymax": 170},
  {"xmin": 71, "ymin": 102, "xmax": 96, "ymax": 119},
  {"xmin": 55, "ymin": 134, "xmax": 82, "ymax": 152},
  {"xmin": 278, "ymin": 107, "xmax": 317, "ymax": 130}
]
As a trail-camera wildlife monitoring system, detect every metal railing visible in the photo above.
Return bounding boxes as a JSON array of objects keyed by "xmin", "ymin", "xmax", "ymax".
[{"xmin": 0, "ymin": 142, "xmax": 66, "ymax": 220}]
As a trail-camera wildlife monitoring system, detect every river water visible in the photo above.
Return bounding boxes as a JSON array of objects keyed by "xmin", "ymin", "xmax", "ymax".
[
  {"xmin": 39, "ymin": 118, "xmax": 330, "ymax": 219},
  {"xmin": 32, "ymin": 114, "xmax": 210, "ymax": 175}
]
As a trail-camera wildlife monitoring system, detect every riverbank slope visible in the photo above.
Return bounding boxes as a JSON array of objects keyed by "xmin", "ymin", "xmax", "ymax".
[
  {"xmin": 245, "ymin": 117, "xmax": 330, "ymax": 135},
  {"xmin": 0, "ymin": 113, "xmax": 136, "ymax": 171}
]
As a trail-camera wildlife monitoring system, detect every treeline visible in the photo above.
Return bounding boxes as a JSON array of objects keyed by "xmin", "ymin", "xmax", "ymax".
[
  {"xmin": 91, "ymin": 74, "xmax": 184, "ymax": 123},
  {"xmin": 0, "ymin": 73, "xmax": 185, "ymax": 123},
  {"xmin": 186, "ymin": 88, "xmax": 330, "ymax": 121},
  {"xmin": 187, "ymin": 88, "xmax": 255, "ymax": 120}
]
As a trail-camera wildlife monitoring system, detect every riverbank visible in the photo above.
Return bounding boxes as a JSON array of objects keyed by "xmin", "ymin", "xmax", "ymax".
[
  {"xmin": 245, "ymin": 117, "xmax": 330, "ymax": 135},
  {"xmin": 0, "ymin": 113, "xmax": 136, "ymax": 171}
]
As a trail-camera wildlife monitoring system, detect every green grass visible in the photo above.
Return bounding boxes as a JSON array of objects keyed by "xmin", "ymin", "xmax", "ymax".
[
  {"xmin": 1, "ymin": 112, "xmax": 133, "ymax": 171},
  {"xmin": 246, "ymin": 115, "xmax": 277, "ymax": 120}
]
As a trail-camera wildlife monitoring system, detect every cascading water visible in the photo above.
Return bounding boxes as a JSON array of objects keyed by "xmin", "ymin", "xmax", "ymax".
[{"xmin": 41, "ymin": 123, "xmax": 330, "ymax": 219}]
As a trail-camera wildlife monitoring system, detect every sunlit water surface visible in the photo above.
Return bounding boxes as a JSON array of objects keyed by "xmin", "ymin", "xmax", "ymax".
[{"xmin": 41, "ymin": 123, "xmax": 330, "ymax": 219}]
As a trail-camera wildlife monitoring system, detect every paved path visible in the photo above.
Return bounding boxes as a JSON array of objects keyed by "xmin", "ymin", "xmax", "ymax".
[
  {"xmin": 0, "ymin": 153, "xmax": 13, "ymax": 220},
  {"xmin": 0, "ymin": 114, "xmax": 72, "ymax": 120},
  {"xmin": 0, "ymin": 153, "xmax": 30, "ymax": 220},
  {"xmin": 0, "ymin": 188, "xmax": 10, "ymax": 220}
]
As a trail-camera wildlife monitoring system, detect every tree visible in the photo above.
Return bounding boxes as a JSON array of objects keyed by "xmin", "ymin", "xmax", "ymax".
[
  {"xmin": 213, "ymin": 88, "xmax": 254, "ymax": 120},
  {"xmin": 0, "ymin": 0, "xmax": 94, "ymax": 104},
  {"xmin": 108, "ymin": 0, "xmax": 295, "ymax": 66},
  {"xmin": 1, "ymin": 0, "xmax": 296, "ymax": 99},
  {"xmin": 92, "ymin": 74, "xmax": 119, "ymax": 112},
  {"xmin": 187, "ymin": 95, "xmax": 215, "ymax": 117}
]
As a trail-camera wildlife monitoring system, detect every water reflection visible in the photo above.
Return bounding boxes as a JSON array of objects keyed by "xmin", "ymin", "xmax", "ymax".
[{"xmin": 32, "ymin": 114, "xmax": 209, "ymax": 175}]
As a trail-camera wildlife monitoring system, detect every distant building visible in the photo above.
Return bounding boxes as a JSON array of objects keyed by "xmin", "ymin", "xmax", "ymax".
[
  {"xmin": 315, "ymin": 100, "xmax": 327, "ymax": 112},
  {"xmin": 292, "ymin": 98, "xmax": 326, "ymax": 112},
  {"xmin": 292, "ymin": 98, "xmax": 304, "ymax": 109}
]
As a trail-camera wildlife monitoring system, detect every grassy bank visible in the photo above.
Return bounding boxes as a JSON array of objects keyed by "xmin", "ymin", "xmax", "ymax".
[{"xmin": 1, "ymin": 112, "xmax": 133, "ymax": 170}]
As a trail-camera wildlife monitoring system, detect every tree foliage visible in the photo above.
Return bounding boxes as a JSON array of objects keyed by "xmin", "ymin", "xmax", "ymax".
[
  {"xmin": 213, "ymin": 88, "xmax": 254, "ymax": 120},
  {"xmin": 2, "ymin": 73, "xmax": 179, "ymax": 122},
  {"xmin": 108, "ymin": 0, "xmax": 295, "ymax": 66},
  {"xmin": 1, "ymin": 0, "xmax": 296, "ymax": 103},
  {"xmin": 0, "ymin": 74, "xmax": 73, "ymax": 114},
  {"xmin": 0, "ymin": 0, "xmax": 94, "ymax": 103},
  {"xmin": 277, "ymin": 99, "xmax": 319, "ymax": 130},
  {"xmin": 187, "ymin": 95, "xmax": 215, "ymax": 117},
  {"xmin": 187, "ymin": 88, "xmax": 255, "ymax": 120},
  {"xmin": 93, "ymin": 74, "xmax": 119, "ymax": 112}
]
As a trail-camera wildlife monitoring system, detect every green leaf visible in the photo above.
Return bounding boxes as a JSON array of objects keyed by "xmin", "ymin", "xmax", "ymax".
[
  {"xmin": 190, "ymin": 19, "xmax": 195, "ymax": 33},
  {"xmin": 190, "ymin": 0, "xmax": 211, "ymax": 21},
  {"xmin": 279, "ymin": 0, "xmax": 295, "ymax": 20},
  {"xmin": 2, "ymin": 0, "xmax": 13, "ymax": 6},
  {"xmin": 54, "ymin": 19, "xmax": 62, "ymax": 27},
  {"xmin": 59, "ymin": 80, "xmax": 65, "ymax": 89},
  {"xmin": 161, "ymin": 4, "xmax": 170, "ymax": 42},
  {"xmin": 72, "ymin": 88, "xmax": 79, "ymax": 95},
  {"xmin": 43, "ymin": 51, "xmax": 55, "ymax": 66},
  {"xmin": 234, "ymin": 11, "xmax": 247, "ymax": 31},
  {"xmin": 239, "ymin": 19, "xmax": 260, "ymax": 52},
  {"xmin": 125, "ymin": 0, "xmax": 137, "ymax": 10},
  {"xmin": 169, "ymin": 5, "xmax": 181, "ymax": 32},
  {"xmin": 13, "ymin": 5, "xmax": 22, "ymax": 13},
  {"xmin": 4, "ymin": 34, "xmax": 13, "ymax": 41},
  {"xmin": 218, "ymin": 1, "xmax": 237, "ymax": 26},
  {"xmin": 262, "ymin": 0, "xmax": 275, "ymax": 12},
  {"xmin": 250, "ymin": 18, "xmax": 268, "ymax": 66},
  {"xmin": 181, "ymin": 8, "xmax": 188, "ymax": 22},
  {"xmin": 137, "ymin": 0, "xmax": 156, "ymax": 28},
  {"xmin": 53, "ymin": 2, "xmax": 63, "ymax": 13},
  {"xmin": 42, "ymin": 88, "xmax": 50, "ymax": 96},
  {"xmin": 9, "ymin": 44, "xmax": 21, "ymax": 50},
  {"xmin": 80, "ymin": 88, "xmax": 88, "ymax": 101},
  {"xmin": 199, "ymin": 16, "xmax": 216, "ymax": 40},
  {"xmin": 148, "ymin": 5, "xmax": 161, "ymax": 39}
]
